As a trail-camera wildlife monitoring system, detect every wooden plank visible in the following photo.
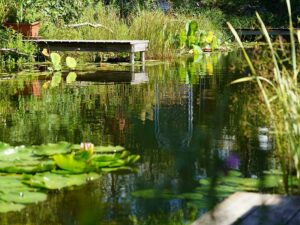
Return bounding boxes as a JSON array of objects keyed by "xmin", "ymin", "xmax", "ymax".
[
  {"xmin": 25, "ymin": 39, "xmax": 149, "ymax": 53},
  {"xmin": 131, "ymin": 72, "xmax": 149, "ymax": 85},
  {"xmin": 191, "ymin": 192, "xmax": 273, "ymax": 225},
  {"xmin": 235, "ymin": 28, "xmax": 300, "ymax": 37},
  {"xmin": 240, "ymin": 195, "xmax": 300, "ymax": 225},
  {"xmin": 287, "ymin": 210, "xmax": 300, "ymax": 225},
  {"xmin": 192, "ymin": 192, "xmax": 300, "ymax": 225}
]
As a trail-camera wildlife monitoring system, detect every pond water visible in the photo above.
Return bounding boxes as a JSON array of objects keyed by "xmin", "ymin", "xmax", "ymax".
[{"xmin": 0, "ymin": 52, "xmax": 275, "ymax": 224}]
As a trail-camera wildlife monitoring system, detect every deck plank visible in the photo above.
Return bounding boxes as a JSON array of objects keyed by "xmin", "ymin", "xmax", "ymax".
[
  {"xmin": 240, "ymin": 195, "xmax": 300, "ymax": 225},
  {"xmin": 191, "ymin": 192, "xmax": 273, "ymax": 225},
  {"xmin": 192, "ymin": 192, "xmax": 300, "ymax": 225}
]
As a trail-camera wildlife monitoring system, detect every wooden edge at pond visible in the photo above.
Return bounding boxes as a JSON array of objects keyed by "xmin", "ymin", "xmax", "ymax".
[
  {"xmin": 191, "ymin": 192, "xmax": 300, "ymax": 225},
  {"xmin": 24, "ymin": 39, "xmax": 149, "ymax": 64}
]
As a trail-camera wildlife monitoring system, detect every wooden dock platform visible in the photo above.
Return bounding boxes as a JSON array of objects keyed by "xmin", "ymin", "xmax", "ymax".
[
  {"xmin": 25, "ymin": 40, "xmax": 149, "ymax": 64},
  {"xmin": 192, "ymin": 192, "xmax": 300, "ymax": 225},
  {"xmin": 235, "ymin": 28, "xmax": 300, "ymax": 40}
]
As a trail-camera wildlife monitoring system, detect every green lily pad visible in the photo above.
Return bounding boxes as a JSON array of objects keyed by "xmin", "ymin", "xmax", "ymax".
[
  {"xmin": 0, "ymin": 146, "xmax": 36, "ymax": 162},
  {"xmin": 101, "ymin": 166, "xmax": 133, "ymax": 173},
  {"xmin": 177, "ymin": 192, "xmax": 203, "ymax": 200},
  {"xmin": 53, "ymin": 154, "xmax": 90, "ymax": 173},
  {"xmin": 0, "ymin": 201, "xmax": 25, "ymax": 213},
  {"xmin": 131, "ymin": 189, "xmax": 174, "ymax": 199},
  {"xmin": 0, "ymin": 191, "xmax": 47, "ymax": 204},
  {"xmin": 23, "ymin": 172, "xmax": 100, "ymax": 190},
  {"xmin": 33, "ymin": 142, "xmax": 72, "ymax": 156},
  {"xmin": 0, "ymin": 160, "xmax": 55, "ymax": 174},
  {"xmin": 0, "ymin": 175, "xmax": 33, "ymax": 191},
  {"xmin": 93, "ymin": 145, "xmax": 125, "ymax": 153}
]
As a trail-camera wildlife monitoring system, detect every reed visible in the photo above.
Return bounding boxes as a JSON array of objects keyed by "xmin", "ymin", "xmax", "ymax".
[
  {"xmin": 41, "ymin": 3, "xmax": 223, "ymax": 59},
  {"xmin": 228, "ymin": 0, "xmax": 300, "ymax": 192}
]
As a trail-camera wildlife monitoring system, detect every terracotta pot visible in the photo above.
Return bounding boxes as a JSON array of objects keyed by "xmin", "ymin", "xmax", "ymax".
[{"xmin": 4, "ymin": 21, "xmax": 40, "ymax": 38}]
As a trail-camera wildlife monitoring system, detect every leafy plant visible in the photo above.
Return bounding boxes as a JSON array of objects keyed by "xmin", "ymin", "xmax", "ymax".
[
  {"xmin": 175, "ymin": 20, "xmax": 220, "ymax": 55},
  {"xmin": 0, "ymin": 141, "xmax": 140, "ymax": 212},
  {"xmin": 5, "ymin": 0, "xmax": 41, "ymax": 23},
  {"xmin": 228, "ymin": 0, "xmax": 300, "ymax": 193},
  {"xmin": 48, "ymin": 53, "xmax": 78, "ymax": 87}
]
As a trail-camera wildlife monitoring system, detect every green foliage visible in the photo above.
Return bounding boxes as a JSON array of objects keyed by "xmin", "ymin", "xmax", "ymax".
[
  {"xmin": 175, "ymin": 20, "xmax": 220, "ymax": 56},
  {"xmin": 23, "ymin": 172, "xmax": 100, "ymax": 190},
  {"xmin": 229, "ymin": 0, "xmax": 300, "ymax": 193},
  {"xmin": 5, "ymin": 0, "xmax": 41, "ymax": 23},
  {"xmin": 50, "ymin": 53, "xmax": 61, "ymax": 71},
  {"xmin": 66, "ymin": 56, "xmax": 77, "ymax": 69},
  {"xmin": 50, "ymin": 72, "xmax": 62, "ymax": 88},
  {"xmin": 33, "ymin": 142, "xmax": 72, "ymax": 156},
  {"xmin": 0, "ymin": 141, "xmax": 140, "ymax": 212},
  {"xmin": 0, "ymin": 28, "xmax": 37, "ymax": 71},
  {"xmin": 66, "ymin": 72, "xmax": 77, "ymax": 83}
]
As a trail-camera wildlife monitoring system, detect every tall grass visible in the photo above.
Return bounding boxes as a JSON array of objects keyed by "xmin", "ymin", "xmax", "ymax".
[
  {"xmin": 228, "ymin": 0, "xmax": 300, "ymax": 193},
  {"xmin": 0, "ymin": 0, "xmax": 11, "ymax": 23},
  {"xmin": 40, "ymin": 3, "xmax": 224, "ymax": 59}
]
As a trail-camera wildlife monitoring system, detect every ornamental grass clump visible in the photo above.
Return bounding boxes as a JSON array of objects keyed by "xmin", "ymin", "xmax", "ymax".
[{"xmin": 228, "ymin": 0, "xmax": 300, "ymax": 193}]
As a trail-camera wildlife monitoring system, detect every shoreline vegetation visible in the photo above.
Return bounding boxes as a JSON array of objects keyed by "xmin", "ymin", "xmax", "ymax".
[{"xmin": 1, "ymin": 0, "xmax": 299, "ymax": 69}]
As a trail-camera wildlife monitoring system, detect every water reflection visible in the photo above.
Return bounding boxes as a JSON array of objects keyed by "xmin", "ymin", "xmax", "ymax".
[{"xmin": 0, "ymin": 52, "xmax": 275, "ymax": 224}]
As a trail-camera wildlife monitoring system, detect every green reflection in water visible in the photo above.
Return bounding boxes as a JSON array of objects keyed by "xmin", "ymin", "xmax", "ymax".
[{"xmin": 0, "ymin": 52, "xmax": 275, "ymax": 224}]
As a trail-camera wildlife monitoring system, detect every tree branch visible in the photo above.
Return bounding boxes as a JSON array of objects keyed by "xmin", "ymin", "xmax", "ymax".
[{"xmin": 65, "ymin": 22, "xmax": 114, "ymax": 33}]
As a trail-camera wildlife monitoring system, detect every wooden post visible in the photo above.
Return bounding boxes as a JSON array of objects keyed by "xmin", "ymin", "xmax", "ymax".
[
  {"xmin": 130, "ymin": 52, "xmax": 135, "ymax": 64},
  {"xmin": 140, "ymin": 51, "xmax": 145, "ymax": 63}
]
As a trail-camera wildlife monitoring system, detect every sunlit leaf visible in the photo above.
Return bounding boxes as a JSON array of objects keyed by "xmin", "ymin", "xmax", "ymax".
[
  {"xmin": 50, "ymin": 72, "xmax": 62, "ymax": 88},
  {"xmin": 50, "ymin": 53, "xmax": 61, "ymax": 66},
  {"xmin": 66, "ymin": 57, "xmax": 77, "ymax": 70},
  {"xmin": 66, "ymin": 72, "xmax": 77, "ymax": 84},
  {"xmin": 53, "ymin": 154, "xmax": 89, "ymax": 173}
]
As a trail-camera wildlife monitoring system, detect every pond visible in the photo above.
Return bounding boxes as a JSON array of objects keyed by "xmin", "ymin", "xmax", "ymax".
[{"xmin": 0, "ymin": 51, "xmax": 276, "ymax": 224}]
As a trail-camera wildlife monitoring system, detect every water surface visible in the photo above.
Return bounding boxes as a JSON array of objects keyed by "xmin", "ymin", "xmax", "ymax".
[{"xmin": 0, "ymin": 52, "xmax": 274, "ymax": 224}]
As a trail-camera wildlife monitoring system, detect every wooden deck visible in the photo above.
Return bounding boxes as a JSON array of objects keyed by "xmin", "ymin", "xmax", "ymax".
[
  {"xmin": 24, "ymin": 40, "xmax": 149, "ymax": 64},
  {"xmin": 192, "ymin": 192, "xmax": 300, "ymax": 225},
  {"xmin": 235, "ymin": 28, "xmax": 300, "ymax": 40}
]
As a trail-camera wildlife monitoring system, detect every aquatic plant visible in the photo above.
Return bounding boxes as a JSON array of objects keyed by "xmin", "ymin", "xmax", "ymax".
[
  {"xmin": 175, "ymin": 20, "xmax": 220, "ymax": 55},
  {"xmin": 0, "ymin": 141, "xmax": 140, "ymax": 212},
  {"xmin": 48, "ymin": 53, "xmax": 78, "ymax": 86},
  {"xmin": 228, "ymin": 0, "xmax": 300, "ymax": 192},
  {"xmin": 0, "ymin": 28, "xmax": 37, "ymax": 71},
  {"xmin": 41, "ymin": 3, "xmax": 224, "ymax": 60},
  {"xmin": 49, "ymin": 53, "xmax": 77, "ymax": 71}
]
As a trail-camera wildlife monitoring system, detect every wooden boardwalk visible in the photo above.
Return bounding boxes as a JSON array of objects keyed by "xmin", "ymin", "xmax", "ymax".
[
  {"xmin": 192, "ymin": 192, "xmax": 300, "ymax": 225},
  {"xmin": 25, "ymin": 40, "xmax": 149, "ymax": 64},
  {"xmin": 235, "ymin": 28, "xmax": 300, "ymax": 40}
]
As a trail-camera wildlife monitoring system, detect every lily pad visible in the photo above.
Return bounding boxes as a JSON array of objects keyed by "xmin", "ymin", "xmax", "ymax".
[
  {"xmin": 23, "ymin": 172, "xmax": 100, "ymax": 190},
  {"xmin": 0, "ymin": 201, "xmax": 25, "ymax": 213},
  {"xmin": 53, "ymin": 154, "xmax": 90, "ymax": 173},
  {"xmin": 131, "ymin": 189, "xmax": 174, "ymax": 199},
  {"xmin": 93, "ymin": 145, "xmax": 125, "ymax": 153},
  {"xmin": 0, "ymin": 146, "xmax": 36, "ymax": 162},
  {"xmin": 33, "ymin": 142, "xmax": 72, "ymax": 156},
  {"xmin": 0, "ymin": 191, "xmax": 47, "ymax": 204},
  {"xmin": 0, "ymin": 175, "xmax": 33, "ymax": 191},
  {"xmin": 101, "ymin": 166, "xmax": 134, "ymax": 173},
  {"xmin": 0, "ymin": 160, "xmax": 55, "ymax": 174}
]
